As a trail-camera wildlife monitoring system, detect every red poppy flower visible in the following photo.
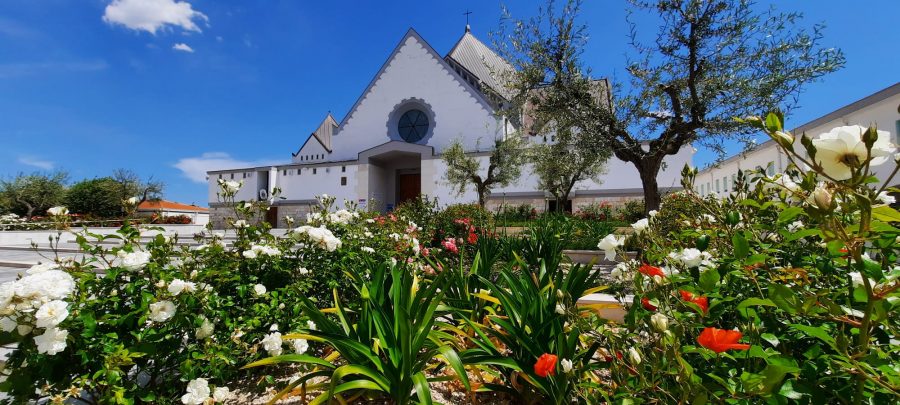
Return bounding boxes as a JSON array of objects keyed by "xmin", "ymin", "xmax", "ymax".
[
  {"xmin": 641, "ymin": 297, "xmax": 657, "ymax": 311},
  {"xmin": 638, "ymin": 264, "xmax": 665, "ymax": 278},
  {"xmin": 680, "ymin": 290, "xmax": 709, "ymax": 314},
  {"xmin": 697, "ymin": 327, "xmax": 751, "ymax": 353},
  {"xmin": 467, "ymin": 232, "xmax": 478, "ymax": 244},
  {"xmin": 534, "ymin": 353, "xmax": 557, "ymax": 377}
]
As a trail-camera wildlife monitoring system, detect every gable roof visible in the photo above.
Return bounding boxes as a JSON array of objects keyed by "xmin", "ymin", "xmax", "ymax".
[
  {"xmin": 138, "ymin": 200, "xmax": 208, "ymax": 212},
  {"xmin": 335, "ymin": 28, "xmax": 497, "ymax": 132},
  {"xmin": 292, "ymin": 113, "xmax": 337, "ymax": 157},
  {"xmin": 445, "ymin": 28, "xmax": 516, "ymax": 99}
]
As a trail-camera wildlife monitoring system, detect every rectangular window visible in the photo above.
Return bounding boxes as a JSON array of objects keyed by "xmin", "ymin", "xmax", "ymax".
[
  {"xmin": 700, "ymin": 184, "xmax": 705, "ymax": 195},
  {"xmin": 340, "ymin": 176, "xmax": 347, "ymax": 186},
  {"xmin": 716, "ymin": 179, "xmax": 720, "ymax": 193},
  {"xmin": 282, "ymin": 169, "xmax": 287, "ymax": 176},
  {"xmin": 723, "ymin": 176, "xmax": 728, "ymax": 192},
  {"xmin": 731, "ymin": 174, "xmax": 736, "ymax": 186},
  {"xmin": 895, "ymin": 120, "xmax": 900, "ymax": 144},
  {"xmin": 767, "ymin": 162, "xmax": 775, "ymax": 176},
  {"xmin": 218, "ymin": 174, "xmax": 222, "ymax": 179},
  {"xmin": 230, "ymin": 173, "xmax": 234, "ymax": 180},
  {"xmin": 313, "ymin": 168, "xmax": 317, "ymax": 175},
  {"xmin": 342, "ymin": 166, "xmax": 346, "ymax": 173}
]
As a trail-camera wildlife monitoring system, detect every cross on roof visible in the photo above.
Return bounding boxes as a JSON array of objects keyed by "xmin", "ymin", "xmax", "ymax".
[{"xmin": 463, "ymin": 9, "xmax": 472, "ymax": 31}]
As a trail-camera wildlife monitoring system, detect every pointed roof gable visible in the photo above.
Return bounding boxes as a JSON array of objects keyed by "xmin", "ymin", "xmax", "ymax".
[
  {"xmin": 446, "ymin": 29, "xmax": 516, "ymax": 99},
  {"xmin": 336, "ymin": 28, "xmax": 497, "ymax": 132},
  {"xmin": 292, "ymin": 113, "xmax": 337, "ymax": 157}
]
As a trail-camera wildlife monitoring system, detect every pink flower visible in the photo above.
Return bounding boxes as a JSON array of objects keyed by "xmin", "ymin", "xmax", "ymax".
[{"xmin": 442, "ymin": 238, "xmax": 459, "ymax": 254}]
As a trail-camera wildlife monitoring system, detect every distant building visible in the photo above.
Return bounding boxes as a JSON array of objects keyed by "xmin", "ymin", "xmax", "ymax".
[
  {"xmin": 137, "ymin": 200, "xmax": 209, "ymax": 225},
  {"xmin": 207, "ymin": 27, "xmax": 693, "ymax": 228},
  {"xmin": 696, "ymin": 82, "xmax": 900, "ymax": 196}
]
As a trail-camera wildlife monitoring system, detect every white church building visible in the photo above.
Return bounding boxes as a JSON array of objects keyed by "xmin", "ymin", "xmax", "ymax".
[{"xmin": 206, "ymin": 27, "xmax": 693, "ymax": 227}]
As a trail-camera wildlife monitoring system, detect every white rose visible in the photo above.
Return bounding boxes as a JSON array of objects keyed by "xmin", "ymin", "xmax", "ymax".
[
  {"xmin": 650, "ymin": 313, "xmax": 668, "ymax": 333},
  {"xmin": 212, "ymin": 386, "xmax": 231, "ymax": 402},
  {"xmin": 261, "ymin": 332, "xmax": 283, "ymax": 356},
  {"xmin": 298, "ymin": 267, "xmax": 309, "ymax": 275},
  {"xmin": 597, "ymin": 234, "xmax": 625, "ymax": 262},
  {"xmin": 242, "ymin": 250, "xmax": 258, "ymax": 259},
  {"xmin": 648, "ymin": 210, "xmax": 659, "ymax": 217},
  {"xmin": 812, "ymin": 125, "xmax": 896, "ymax": 181},
  {"xmin": 196, "ymin": 317, "xmax": 214, "ymax": 339},
  {"xmin": 253, "ymin": 284, "xmax": 267, "ymax": 296},
  {"xmin": 361, "ymin": 246, "xmax": 375, "ymax": 253},
  {"xmin": 232, "ymin": 220, "xmax": 249, "ymax": 228},
  {"xmin": 34, "ymin": 327, "xmax": 68, "ymax": 355},
  {"xmin": 219, "ymin": 180, "xmax": 243, "ymax": 194},
  {"xmin": 627, "ymin": 347, "xmax": 641, "ymax": 365},
  {"xmin": 292, "ymin": 338, "xmax": 309, "ymax": 354},
  {"xmin": 149, "ymin": 300, "xmax": 176, "ymax": 322},
  {"xmin": 119, "ymin": 251, "xmax": 152, "ymax": 271},
  {"xmin": 167, "ymin": 279, "xmax": 196, "ymax": 296},
  {"xmin": 35, "ymin": 300, "xmax": 69, "ymax": 328},
  {"xmin": 47, "ymin": 206, "xmax": 68, "ymax": 216},
  {"xmin": 181, "ymin": 378, "xmax": 211, "ymax": 405},
  {"xmin": 631, "ymin": 218, "xmax": 649, "ymax": 234},
  {"xmin": 26, "ymin": 262, "xmax": 58, "ymax": 275},
  {"xmin": 560, "ymin": 358, "xmax": 573, "ymax": 373},
  {"xmin": 876, "ymin": 192, "xmax": 896, "ymax": 205}
]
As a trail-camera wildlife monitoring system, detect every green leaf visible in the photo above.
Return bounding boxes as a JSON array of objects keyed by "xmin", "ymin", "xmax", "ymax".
[
  {"xmin": 736, "ymin": 298, "xmax": 776, "ymax": 317},
  {"xmin": 789, "ymin": 324, "xmax": 836, "ymax": 349},
  {"xmin": 769, "ymin": 284, "xmax": 798, "ymax": 314},
  {"xmin": 412, "ymin": 372, "xmax": 433, "ymax": 404},
  {"xmin": 699, "ymin": 269, "xmax": 720, "ymax": 291},
  {"xmin": 777, "ymin": 207, "xmax": 804, "ymax": 224},
  {"xmin": 242, "ymin": 354, "xmax": 335, "ymax": 370},
  {"xmin": 733, "ymin": 232, "xmax": 749, "ymax": 259},
  {"xmin": 872, "ymin": 205, "xmax": 900, "ymax": 222},
  {"xmin": 783, "ymin": 229, "xmax": 820, "ymax": 242}
]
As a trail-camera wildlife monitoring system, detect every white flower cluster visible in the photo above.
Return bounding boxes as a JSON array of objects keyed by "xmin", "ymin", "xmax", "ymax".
[
  {"xmin": 295, "ymin": 225, "xmax": 342, "ymax": 251},
  {"xmin": 47, "ymin": 206, "xmax": 69, "ymax": 216},
  {"xmin": 117, "ymin": 250, "xmax": 152, "ymax": 271},
  {"xmin": 181, "ymin": 378, "xmax": 231, "ymax": 405},
  {"xmin": 306, "ymin": 209, "xmax": 360, "ymax": 226},
  {"xmin": 149, "ymin": 300, "xmax": 177, "ymax": 322},
  {"xmin": 610, "ymin": 260, "xmax": 639, "ymax": 282},
  {"xmin": 597, "ymin": 234, "xmax": 625, "ymax": 262},
  {"xmin": 668, "ymin": 248, "xmax": 714, "ymax": 269},
  {"xmin": 167, "ymin": 279, "xmax": 198, "ymax": 296},
  {"xmin": 216, "ymin": 178, "xmax": 243, "ymax": 194},
  {"xmin": 241, "ymin": 244, "xmax": 281, "ymax": 259},
  {"xmin": 0, "ymin": 265, "xmax": 75, "ymax": 355},
  {"xmin": 812, "ymin": 125, "xmax": 896, "ymax": 181}
]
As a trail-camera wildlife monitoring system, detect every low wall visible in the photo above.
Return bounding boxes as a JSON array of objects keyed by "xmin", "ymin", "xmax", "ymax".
[{"xmin": 0, "ymin": 224, "xmax": 208, "ymax": 246}]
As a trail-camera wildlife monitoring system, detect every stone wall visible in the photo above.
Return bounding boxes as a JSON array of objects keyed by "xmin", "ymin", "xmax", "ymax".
[{"xmin": 486, "ymin": 194, "xmax": 644, "ymax": 214}]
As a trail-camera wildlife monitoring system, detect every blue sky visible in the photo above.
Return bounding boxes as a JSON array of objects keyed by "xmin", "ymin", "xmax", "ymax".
[{"xmin": 1, "ymin": 0, "xmax": 897, "ymax": 206}]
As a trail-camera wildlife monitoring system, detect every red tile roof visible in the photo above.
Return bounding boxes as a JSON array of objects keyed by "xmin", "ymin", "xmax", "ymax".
[{"xmin": 137, "ymin": 200, "xmax": 209, "ymax": 212}]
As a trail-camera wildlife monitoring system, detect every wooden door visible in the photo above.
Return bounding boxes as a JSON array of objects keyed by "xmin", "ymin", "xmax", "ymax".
[
  {"xmin": 396, "ymin": 173, "xmax": 421, "ymax": 206},
  {"xmin": 265, "ymin": 206, "xmax": 278, "ymax": 227}
]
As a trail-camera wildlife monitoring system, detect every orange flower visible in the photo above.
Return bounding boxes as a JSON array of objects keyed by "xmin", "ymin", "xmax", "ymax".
[
  {"xmin": 638, "ymin": 263, "xmax": 665, "ymax": 278},
  {"xmin": 641, "ymin": 297, "xmax": 657, "ymax": 311},
  {"xmin": 697, "ymin": 327, "xmax": 751, "ymax": 353},
  {"xmin": 680, "ymin": 290, "xmax": 709, "ymax": 314},
  {"xmin": 534, "ymin": 353, "xmax": 557, "ymax": 377}
]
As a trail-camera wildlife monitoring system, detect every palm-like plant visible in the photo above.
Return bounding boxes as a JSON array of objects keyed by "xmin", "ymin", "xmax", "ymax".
[
  {"xmin": 244, "ymin": 259, "xmax": 469, "ymax": 404},
  {"xmin": 460, "ymin": 251, "xmax": 605, "ymax": 404}
]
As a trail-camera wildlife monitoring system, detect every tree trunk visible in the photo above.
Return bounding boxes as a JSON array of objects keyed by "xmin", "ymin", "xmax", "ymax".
[
  {"xmin": 476, "ymin": 184, "xmax": 487, "ymax": 207},
  {"xmin": 635, "ymin": 158, "xmax": 663, "ymax": 213}
]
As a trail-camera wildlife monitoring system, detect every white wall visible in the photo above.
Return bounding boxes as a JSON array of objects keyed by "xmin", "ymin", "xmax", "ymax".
[
  {"xmin": 330, "ymin": 34, "xmax": 504, "ymax": 161},
  {"xmin": 292, "ymin": 137, "xmax": 330, "ymax": 164},
  {"xmin": 697, "ymin": 91, "xmax": 900, "ymax": 196},
  {"xmin": 275, "ymin": 164, "xmax": 358, "ymax": 206},
  {"xmin": 208, "ymin": 171, "xmax": 261, "ymax": 203}
]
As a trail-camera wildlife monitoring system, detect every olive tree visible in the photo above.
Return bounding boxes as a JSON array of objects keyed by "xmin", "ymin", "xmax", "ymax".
[
  {"xmin": 0, "ymin": 171, "xmax": 68, "ymax": 219},
  {"xmin": 442, "ymin": 136, "xmax": 527, "ymax": 207},
  {"xmin": 500, "ymin": 0, "xmax": 844, "ymax": 211}
]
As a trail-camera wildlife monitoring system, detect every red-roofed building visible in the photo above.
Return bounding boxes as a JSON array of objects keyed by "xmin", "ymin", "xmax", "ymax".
[{"xmin": 137, "ymin": 200, "xmax": 209, "ymax": 225}]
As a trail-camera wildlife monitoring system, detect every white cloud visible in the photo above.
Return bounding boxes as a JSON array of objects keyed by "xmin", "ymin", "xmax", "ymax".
[
  {"xmin": 103, "ymin": 0, "xmax": 208, "ymax": 34},
  {"xmin": 172, "ymin": 43, "xmax": 194, "ymax": 53},
  {"xmin": 18, "ymin": 156, "xmax": 54, "ymax": 170},
  {"xmin": 173, "ymin": 152, "xmax": 282, "ymax": 183}
]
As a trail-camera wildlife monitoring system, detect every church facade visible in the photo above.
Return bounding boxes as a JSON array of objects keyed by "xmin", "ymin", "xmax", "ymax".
[{"xmin": 206, "ymin": 28, "xmax": 694, "ymax": 228}]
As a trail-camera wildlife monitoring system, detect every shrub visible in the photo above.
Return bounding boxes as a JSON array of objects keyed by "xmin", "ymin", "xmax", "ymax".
[
  {"xmin": 616, "ymin": 199, "xmax": 645, "ymax": 223},
  {"xmin": 574, "ymin": 202, "xmax": 613, "ymax": 221}
]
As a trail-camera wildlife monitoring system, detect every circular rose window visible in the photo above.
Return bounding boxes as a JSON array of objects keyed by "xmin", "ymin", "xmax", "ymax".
[{"xmin": 398, "ymin": 109, "xmax": 429, "ymax": 143}]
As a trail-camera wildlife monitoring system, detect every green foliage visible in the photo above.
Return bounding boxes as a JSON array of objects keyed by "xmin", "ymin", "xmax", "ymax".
[
  {"xmin": 616, "ymin": 199, "xmax": 645, "ymax": 223},
  {"xmin": 246, "ymin": 261, "xmax": 469, "ymax": 405},
  {"xmin": 442, "ymin": 137, "xmax": 528, "ymax": 207},
  {"xmin": 65, "ymin": 177, "xmax": 125, "ymax": 218},
  {"xmin": 0, "ymin": 171, "xmax": 68, "ymax": 218}
]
